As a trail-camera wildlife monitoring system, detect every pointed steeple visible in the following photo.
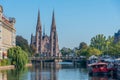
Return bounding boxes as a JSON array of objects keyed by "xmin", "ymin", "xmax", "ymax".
[
  {"xmin": 30, "ymin": 33, "xmax": 33, "ymax": 46},
  {"xmin": 36, "ymin": 10, "xmax": 42, "ymax": 31},
  {"xmin": 51, "ymin": 10, "xmax": 56, "ymax": 30},
  {"xmin": 50, "ymin": 10, "xmax": 60, "ymax": 56},
  {"xmin": 35, "ymin": 10, "xmax": 42, "ymax": 54},
  {"xmin": 43, "ymin": 25, "xmax": 45, "ymax": 37},
  {"xmin": 31, "ymin": 33, "xmax": 33, "ymax": 38}
]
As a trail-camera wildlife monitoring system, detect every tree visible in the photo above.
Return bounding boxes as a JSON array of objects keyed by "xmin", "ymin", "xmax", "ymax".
[
  {"xmin": 87, "ymin": 47, "xmax": 102, "ymax": 56},
  {"xmin": 79, "ymin": 42, "xmax": 87, "ymax": 49},
  {"xmin": 90, "ymin": 34, "xmax": 106, "ymax": 51},
  {"xmin": 78, "ymin": 48, "xmax": 88, "ymax": 57},
  {"xmin": 16, "ymin": 35, "xmax": 32, "ymax": 56},
  {"xmin": 7, "ymin": 46, "xmax": 28, "ymax": 69},
  {"xmin": 30, "ymin": 44, "xmax": 36, "ymax": 56},
  {"xmin": 60, "ymin": 47, "xmax": 72, "ymax": 56},
  {"xmin": 107, "ymin": 36, "xmax": 114, "ymax": 43},
  {"xmin": 76, "ymin": 47, "xmax": 101, "ymax": 58},
  {"xmin": 103, "ymin": 36, "xmax": 114, "ymax": 55},
  {"xmin": 108, "ymin": 41, "xmax": 120, "ymax": 56}
]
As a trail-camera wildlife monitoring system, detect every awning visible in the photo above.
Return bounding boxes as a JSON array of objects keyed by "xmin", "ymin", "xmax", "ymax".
[{"xmin": 88, "ymin": 62, "xmax": 108, "ymax": 67}]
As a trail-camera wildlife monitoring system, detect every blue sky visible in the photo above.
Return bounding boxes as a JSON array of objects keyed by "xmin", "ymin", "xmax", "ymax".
[{"xmin": 0, "ymin": 0, "xmax": 120, "ymax": 49}]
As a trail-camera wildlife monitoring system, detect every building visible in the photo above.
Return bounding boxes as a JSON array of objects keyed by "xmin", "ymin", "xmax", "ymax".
[
  {"xmin": 0, "ymin": 5, "xmax": 16, "ymax": 59},
  {"xmin": 30, "ymin": 10, "xmax": 60, "ymax": 57},
  {"xmin": 114, "ymin": 29, "xmax": 120, "ymax": 43}
]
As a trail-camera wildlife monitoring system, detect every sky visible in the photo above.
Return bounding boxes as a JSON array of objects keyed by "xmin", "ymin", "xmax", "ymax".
[{"xmin": 0, "ymin": 0, "xmax": 120, "ymax": 49}]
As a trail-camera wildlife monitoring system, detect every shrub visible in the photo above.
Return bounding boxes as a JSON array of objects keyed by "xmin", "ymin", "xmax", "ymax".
[
  {"xmin": 0, "ymin": 59, "xmax": 11, "ymax": 66},
  {"xmin": 7, "ymin": 46, "xmax": 28, "ymax": 69}
]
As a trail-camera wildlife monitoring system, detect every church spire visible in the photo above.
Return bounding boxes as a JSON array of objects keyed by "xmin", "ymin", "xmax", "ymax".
[
  {"xmin": 35, "ymin": 10, "xmax": 42, "ymax": 54},
  {"xmin": 50, "ymin": 10, "xmax": 60, "ymax": 56},
  {"xmin": 36, "ymin": 10, "xmax": 42, "ymax": 30},
  {"xmin": 43, "ymin": 25, "xmax": 45, "ymax": 37},
  {"xmin": 30, "ymin": 33, "xmax": 33, "ymax": 46},
  {"xmin": 51, "ymin": 10, "xmax": 56, "ymax": 30}
]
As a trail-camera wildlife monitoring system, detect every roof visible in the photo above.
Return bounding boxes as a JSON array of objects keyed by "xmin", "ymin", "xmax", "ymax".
[
  {"xmin": 88, "ymin": 62, "xmax": 108, "ymax": 67},
  {"xmin": 89, "ymin": 55, "xmax": 98, "ymax": 60}
]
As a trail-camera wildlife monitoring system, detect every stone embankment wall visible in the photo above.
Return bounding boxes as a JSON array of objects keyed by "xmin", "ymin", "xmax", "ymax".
[
  {"xmin": 0, "ymin": 63, "xmax": 32, "ymax": 70},
  {"xmin": 0, "ymin": 65, "xmax": 14, "ymax": 70}
]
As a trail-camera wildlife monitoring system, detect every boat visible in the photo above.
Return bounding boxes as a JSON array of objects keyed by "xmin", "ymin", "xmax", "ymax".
[
  {"xmin": 116, "ymin": 63, "xmax": 120, "ymax": 79},
  {"xmin": 88, "ymin": 62, "xmax": 116, "ymax": 76}
]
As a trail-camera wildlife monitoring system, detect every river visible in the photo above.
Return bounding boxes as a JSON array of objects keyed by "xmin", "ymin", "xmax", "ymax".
[{"xmin": 0, "ymin": 62, "xmax": 117, "ymax": 80}]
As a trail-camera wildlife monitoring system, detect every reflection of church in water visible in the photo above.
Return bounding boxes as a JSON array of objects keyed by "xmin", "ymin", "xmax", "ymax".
[
  {"xmin": 31, "ymin": 62, "xmax": 61, "ymax": 80},
  {"xmin": 30, "ymin": 10, "xmax": 61, "ymax": 56}
]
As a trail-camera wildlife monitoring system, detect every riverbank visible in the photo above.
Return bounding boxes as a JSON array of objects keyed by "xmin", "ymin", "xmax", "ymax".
[{"xmin": 0, "ymin": 63, "xmax": 32, "ymax": 70}]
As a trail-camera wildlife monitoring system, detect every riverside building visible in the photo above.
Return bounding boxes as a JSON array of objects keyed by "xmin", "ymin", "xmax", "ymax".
[{"xmin": 0, "ymin": 5, "xmax": 16, "ymax": 59}]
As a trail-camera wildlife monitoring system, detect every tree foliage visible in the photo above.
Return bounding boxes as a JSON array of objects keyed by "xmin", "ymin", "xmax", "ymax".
[
  {"xmin": 30, "ymin": 44, "xmax": 36, "ymax": 56},
  {"xmin": 0, "ymin": 59, "xmax": 11, "ymax": 66},
  {"xmin": 75, "ymin": 46, "xmax": 101, "ymax": 58},
  {"xmin": 60, "ymin": 47, "xmax": 72, "ymax": 56},
  {"xmin": 89, "ymin": 34, "xmax": 120, "ymax": 56},
  {"xmin": 16, "ymin": 35, "xmax": 32, "ymax": 56},
  {"xmin": 7, "ymin": 46, "xmax": 28, "ymax": 69},
  {"xmin": 108, "ymin": 41, "xmax": 120, "ymax": 56},
  {"xmin": 87, "ymin": 47, "xmax": 102, "ymax": 56},
  {"xmin": 90, "ymin": 34, "xmax": 106, "ymax": 51},
  {"xmin": 79, "ymin": 42, "xmax": 87, "ymax": 49}
]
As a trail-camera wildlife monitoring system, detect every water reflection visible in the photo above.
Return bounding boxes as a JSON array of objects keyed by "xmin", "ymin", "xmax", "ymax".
[
  {"xmin": 89, "ymin": 76, "xmax": 116, "ymax": 80},
  {"xmin": 0, "ymin": 71, "xmax": 7, "ymax": 80},
  {"xmin": 31, "ymin": 62, "xmax": 61, "ymax": 80},
  {"xmin": 0, "ymin": 62, "xmax": 118, "ymax": 80}
]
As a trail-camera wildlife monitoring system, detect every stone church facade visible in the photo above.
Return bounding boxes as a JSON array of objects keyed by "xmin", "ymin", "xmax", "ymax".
[{"xmin": 30, "ymin": 10, "xmax": 60, "ymax": 57}]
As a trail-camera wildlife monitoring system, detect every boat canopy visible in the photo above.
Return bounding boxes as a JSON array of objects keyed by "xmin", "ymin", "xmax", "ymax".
[
  {"xmin": 88, "ymin": 62, "xmax": 108, "ymax": 67},
  {"xmin": 89, "ymin": 55, "xmax": 98, "ymax": 60}
]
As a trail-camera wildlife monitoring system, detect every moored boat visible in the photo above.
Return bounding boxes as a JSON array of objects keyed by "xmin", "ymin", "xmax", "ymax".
[
  {"xmin": 88, "ymin": 62, "xmax": 116, "ymax": 76},
  {"xmin": 117, "ymin": 63, "xmax": 120, "ymax": 79}
]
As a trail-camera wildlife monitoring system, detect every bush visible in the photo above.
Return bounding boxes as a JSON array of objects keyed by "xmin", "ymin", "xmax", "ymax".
[
  {"xmin": 7, "ymin": 46, "xmax": 28, "ymax": 69},
  {"xmin": 0, "ymin": 59, "xmax": 11, "ymax": 66}
]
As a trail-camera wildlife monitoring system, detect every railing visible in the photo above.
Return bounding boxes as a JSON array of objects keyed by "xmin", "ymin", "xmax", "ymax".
[{"xmin": 29, "ymin": 56, "xmax": 85, "ymax": 61}]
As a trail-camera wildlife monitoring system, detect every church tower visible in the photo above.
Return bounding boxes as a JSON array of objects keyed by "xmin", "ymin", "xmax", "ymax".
[
  {"xmin": 30, "ymin": 33, "xmax": 33, "ymax": 46},
  {"xmin": 50, "ymin": 11, "xmax": 59, "ymax": 56},
  {"xmin": 30, "ymin": 10, "xmax": 60, "ymax": 56},
  {"xmin": 35, "ymin": 10, "xmax": 42, "ymax": 54}
]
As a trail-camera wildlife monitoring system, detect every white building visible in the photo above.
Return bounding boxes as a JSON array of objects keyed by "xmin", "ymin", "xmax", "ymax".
[{"xmin": 0, "ymin": 5, "xmax": 16, "ymax": 59}]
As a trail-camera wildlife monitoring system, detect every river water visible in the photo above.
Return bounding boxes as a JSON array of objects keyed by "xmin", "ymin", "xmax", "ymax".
[{"xmin": 0, "ymin": 62, "xmax": 117, "ymax": 80}]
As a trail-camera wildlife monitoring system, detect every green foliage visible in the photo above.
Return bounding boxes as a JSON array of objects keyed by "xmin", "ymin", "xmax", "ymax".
[
  {"xmin": 30, "ymin": 44, "xmax": 36, "ymax": 56},
  {"xmin": 90, "ymin": 34, "xmax": 106, "ymax": 51},
  {"xmin": 0, "ymin": 59, "xmax": 11, "ymax": 66},
  {"xmin": 79, "ymin": 49, "xmax": 89, "ymax": 57},
  {"xmin": 63, "ymin": 33, "xmax": 120, "ymax": 58},
  {"xmin": 7, "ymin": 67, "xmax": 28, "ymax": 80},
  {"xmin": 75, "ymin": 42, "xmax": 88, "ymax": 56},
  {"xmin": 90, "ymin": 34, "xmax": 117, "ymax": 56},
  {"xmin": 75, "ymin": 47, "xmax": 101, "ymax": 58},
  {"xmin": 87, "ymin": 47, "xmax": 102, "ymax": 56},
  {"xmin": 34, "ymin": 53, "xmax": 40, "ymax": 57},
  {"xmin": 107, "ymin": 41, "xmax": 120, "ymax": 56},
  {"xmin": 16, "ymin": 35, "xmax": 32, "ymax": 56},
  {"xmin": 79, "ymin": 42, "xmax": 87, "ymax": 49},
  {"xmin": 7, "ymin": 46, "xmax": 28, "ymax": 69},
  {"xmin": 60, "ymin": 47, "xmax": 72, "ymax": 56}
]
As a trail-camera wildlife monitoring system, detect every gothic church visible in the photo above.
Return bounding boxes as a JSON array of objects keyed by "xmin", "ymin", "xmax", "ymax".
[{"xmin": 30, "ymin": 10, "xmax": 60, "ymax": 56}]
